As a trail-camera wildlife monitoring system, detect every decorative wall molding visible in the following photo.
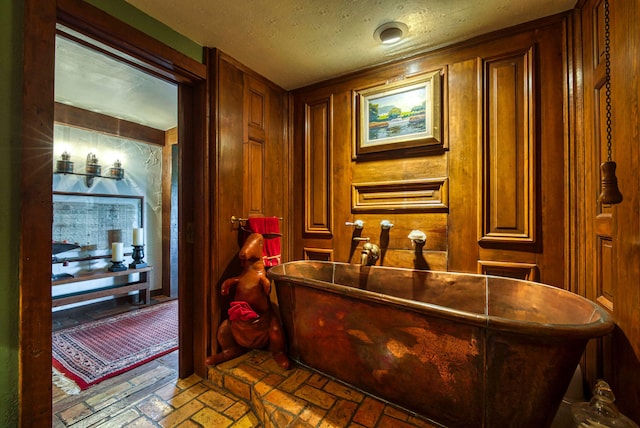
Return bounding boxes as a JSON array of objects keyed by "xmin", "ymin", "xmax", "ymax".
[
  {"xmin": 351, "ymin": 178, "xmax": 448, "ymax": 212},
  {"xmin": 478, "ymin": 46, "xmax": 536, "ymax": 244},
  {"xmin": 477, "ymin": 260, "xmax": 537, "ymax": 281},
  {"xmin": 304, "ymin": 95, "xmax": 333, "ymax": 235},
  {"xmin": 244, "ymin": 76, "xmax": 267, "ymax": 216},
  {"xmin": 303, "ymin": 247, "xmax": 334, "ymax": 261}
]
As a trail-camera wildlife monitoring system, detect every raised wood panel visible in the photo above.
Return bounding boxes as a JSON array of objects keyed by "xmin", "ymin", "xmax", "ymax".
[
  {"xmin": 478, "ymin": 260, "xmax": 538, "ymax": 281},
  {"xmin": 304, "ymin": 96, "xmax": 333, "ymax": 236},
  {"xmin": 593, "ymin": 0, "xmax": 605, "ymax": 69},
  {"xmin": 447, "ymin": 58, "xmax": 480, "ymax": 273},
  {"xmin": 351, "ymin": 178, "xmax": 448, "ymax": 212},
  {"xmin": 303, "ymin": 247, "xmax": 334, "ymax": 261},
  {"xmin": 243, "ymin": 140, "xmax": 264, "ymax": 215},
  {"xmin": 243, "ymin": 76, "xmax": 267, "ymax": 216},
  {"xmin": 479, "ymin": 47, "xmax": 535, "ymax": 244},
  {"xmin": 596, "ymin": 236, "xmax": 613, "ymax": 311},
  {"xmin": 245, "ymin": 75, "xmax": 266, "ymax": 143}
]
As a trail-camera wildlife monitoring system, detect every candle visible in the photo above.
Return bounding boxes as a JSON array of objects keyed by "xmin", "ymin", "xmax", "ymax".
[
  {"xmin": 111, "ymin": 242, "xmax": 124, "ymax": 262},
  {"xmin": 132, "ymin": 228, "xmax": 144, "ymax": 246}
]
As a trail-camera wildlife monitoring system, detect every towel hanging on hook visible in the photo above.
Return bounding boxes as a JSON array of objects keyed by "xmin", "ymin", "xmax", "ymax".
[{"xmin": 245, "ymin": 217, "xmax": 282, "ymax": 267}]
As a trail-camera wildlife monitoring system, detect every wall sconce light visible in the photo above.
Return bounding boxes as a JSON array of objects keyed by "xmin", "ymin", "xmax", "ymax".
[
  {"xmin": 109, "ymin": 159, "xmax": 125, "ymax": 180},
  {"xmin": 85, "ymin": 152, "xmax": 102, "ymax": 187},
  {"xmin": 55, "ymin": 151, "xmax": 74, "ymax": 174},
  {"xmin": 374, "ymin": 22, "xmax": 408, "ymax": 45}
]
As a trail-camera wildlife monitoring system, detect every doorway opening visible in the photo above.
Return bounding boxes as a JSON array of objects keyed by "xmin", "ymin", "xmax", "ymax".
[
  {"xmin": 50, "ymin": 24, "xmax": 180, "ymax": 396},
  {"xmin": 20, "ymin": 1, "xmax": 208, "ymax": 423}
]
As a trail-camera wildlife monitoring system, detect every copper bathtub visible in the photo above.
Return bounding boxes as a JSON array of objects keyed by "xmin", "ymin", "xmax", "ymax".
[{"xmin": 267, "ymin": 260, "xmax": 613, "ymax": 428}]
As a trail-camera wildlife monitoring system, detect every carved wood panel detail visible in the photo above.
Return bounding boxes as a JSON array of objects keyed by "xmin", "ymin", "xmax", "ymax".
[
  {"xmin": 304, "ymin": 247, "xmax": 334, "ymax": 261},
  {"xmin": 246, "ymin": 75, "xmax": 266, "ymax": 143},
  {"xmin": 244, "ymin": 140, "xmax": 264, "ymax": 215},
  {"xmin": 596, "ymin": 235, "xmax": 614, "ymax": 311},
  {"xmin": 244, "ymin": 76, "xmax": 267, "ymax": 216},
  {"xmin": 351, "ymin": 178, "xmax": 448, "ymax": 212},
  {"xmin": 478, "ymin": 260, "xmax": 538, "ymax": 281},
  {"xmin": 304, "ymin": 96, "xmax": 333, "ymax": 236},
  {"xmin": 479, "ymin": 46, "xmax": 536, "ymax": 244}
]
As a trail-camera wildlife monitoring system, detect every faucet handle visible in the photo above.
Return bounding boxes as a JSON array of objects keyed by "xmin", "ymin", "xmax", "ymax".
[
  {"xmin": 408, "ymin": 230, "xmax": 426, "ymax": 244},
  {"xmin": 380, "ymin": 220, "xmax": 394, "ymax": 230},
  {"xmin": 345, "ymin": 219, "xmax": 364, "ymax": 229}
]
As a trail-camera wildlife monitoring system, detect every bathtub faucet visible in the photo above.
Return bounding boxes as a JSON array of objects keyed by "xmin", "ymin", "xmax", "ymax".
[{"xmin": 360, "ymin": 242, "xmax": 380, "ymax": 266}]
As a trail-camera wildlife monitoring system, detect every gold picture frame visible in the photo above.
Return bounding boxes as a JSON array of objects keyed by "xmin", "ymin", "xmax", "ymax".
[{"xmin": 354, "ymin": 69, "xmax": 443, "ymax": 157}]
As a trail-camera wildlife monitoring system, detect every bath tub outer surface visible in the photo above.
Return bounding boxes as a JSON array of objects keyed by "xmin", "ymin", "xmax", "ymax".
[{"xmin": 267, "ymin": 261, "xmax": 613, "ymax": 428}]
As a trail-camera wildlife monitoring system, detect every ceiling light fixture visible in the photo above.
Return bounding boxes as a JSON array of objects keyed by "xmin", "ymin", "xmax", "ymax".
[{"xmin": 374, "ymin": 22, "xmax": 408, "ymax": 45}]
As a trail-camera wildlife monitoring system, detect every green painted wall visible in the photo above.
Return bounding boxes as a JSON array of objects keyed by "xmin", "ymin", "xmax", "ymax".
[
  {"xmin": 85, "ymin": 0, "xmax": 203, "ymax": 63},
  {"xmin": 0, "ymin": 0, "xmax": 202, "ymax": 424},
  {"xmin": 0, "ymin": 0, "xmax": 22, "ymax": 425}
]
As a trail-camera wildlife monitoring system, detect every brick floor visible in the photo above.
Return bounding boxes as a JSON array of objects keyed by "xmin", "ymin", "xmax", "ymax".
[
  {"xmin": 208, "ymin": 350, "xmax": 439, "ymax": 428},
  {"xmin": 52, "ymin": 298, "xmax": 578, "ymax": 427}
]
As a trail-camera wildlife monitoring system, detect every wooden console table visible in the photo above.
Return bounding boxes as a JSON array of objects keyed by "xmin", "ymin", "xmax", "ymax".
[{"xmin": 52, "ymin": 266, "xmax": 152, "ymax": 308}]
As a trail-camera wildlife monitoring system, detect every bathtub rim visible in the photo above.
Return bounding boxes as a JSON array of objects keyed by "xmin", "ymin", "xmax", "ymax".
[{"xmin": 267, "ymin": 260, "xmax": 614, "ymax": 340}]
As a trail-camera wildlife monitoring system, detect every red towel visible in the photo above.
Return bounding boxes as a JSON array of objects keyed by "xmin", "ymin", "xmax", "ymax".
[
  {"xmin": 228, "ymin": 301, "xmax": 259, "ymax": 321},
  {"xmin": 246, "ymin": 216, "xmax": 281, "ymax": 267}
]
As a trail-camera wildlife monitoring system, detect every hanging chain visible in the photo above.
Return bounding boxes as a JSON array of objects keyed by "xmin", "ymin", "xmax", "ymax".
[{"xmin": 604, "ymin": 0, "xmax": 613, "ymax": 162}]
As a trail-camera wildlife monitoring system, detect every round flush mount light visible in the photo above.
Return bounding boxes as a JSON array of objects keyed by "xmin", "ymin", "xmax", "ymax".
[{"xmin": 374, "ymin": 21, "xmax": 408, "ymax": 45}]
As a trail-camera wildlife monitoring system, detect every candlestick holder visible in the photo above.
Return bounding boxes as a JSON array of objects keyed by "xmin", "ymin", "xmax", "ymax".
[
  {"xmin": 129, "ymin": 245, "xmax": 148, "ymax": 269},
  {"xmin": 109, "ymin": 260, "xmax": 127, "ymax": 272}
]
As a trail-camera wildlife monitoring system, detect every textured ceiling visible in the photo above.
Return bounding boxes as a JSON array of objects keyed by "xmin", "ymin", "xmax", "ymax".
[
  {"xmin": 55, "ymin": 33, "xmax": 178, "ymax": 131},
  {"xmin": 126, "ymin": 0, "xmax": 576, "ymax": 90},
  {"xmin": 55, "ymin": 1, "xmax": 577, "ymax": 130}
]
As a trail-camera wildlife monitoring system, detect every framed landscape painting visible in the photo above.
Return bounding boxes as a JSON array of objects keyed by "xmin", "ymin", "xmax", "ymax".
[{"xmin": 354, "ymin": 69, "xmax": 443, "ymax": 157}]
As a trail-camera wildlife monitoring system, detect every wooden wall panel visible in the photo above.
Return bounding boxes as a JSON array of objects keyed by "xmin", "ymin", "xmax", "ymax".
[
  {"xmin": 247, "ymin": 86, "xmax": 266, "ymax": 141},
  {"xmin": 303, "ymin": 247, "xmax": 333, "ymax": 261},
  {"xmin": 211, "ymin": 52, "xmax": 290, "ymax": 367},
  {"xmin": 577, "ymin": 0, "xmax": 640, "ymax": 418},
  {"xmin": 243, "ymin": 140, "xmax": 264, "ymax": 215},
  {"xmin": 447, "ymin": 58, "xmax": 480, "ymax": 273},
  {"xmin": 243, "ymin": 76, "xmax": 266, "ymax": 216},
  {"xmin": 596, "ymin": 236, "xmax": 613, "ymax": 310},
  {"xmin": 293, "ymin": 16, "xmax": 566, "ymax": 292},
  {"xmin": 351, "ymin": 178, "xmax": 448, "ymax": 212},
  {"xmin": 478, "ymin": 260, "xmax": 537, "ymax": 281},
  {"xmin": 479, "ymin": 47, "xmax": 535, "ymax": 244},
  {"xmin": 304, "ymin": 96, "xmax": 333, "ymax": 236}
]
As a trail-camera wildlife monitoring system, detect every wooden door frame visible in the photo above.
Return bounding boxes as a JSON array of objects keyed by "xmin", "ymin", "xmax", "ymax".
[{"xmin": 20, "ymin": 0, "xmax": 209, "ymax": 426}]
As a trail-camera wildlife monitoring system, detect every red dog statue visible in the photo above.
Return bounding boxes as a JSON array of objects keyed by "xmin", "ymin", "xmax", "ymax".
[{"xmin": 206, "ymin": 233, "xmax": 290, "ymax": 369}]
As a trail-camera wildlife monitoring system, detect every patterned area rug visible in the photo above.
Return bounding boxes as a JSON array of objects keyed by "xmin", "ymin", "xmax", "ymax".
[{"xmin": 52, "ymin": 300, "xmax": 178, "ymax": 393}]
